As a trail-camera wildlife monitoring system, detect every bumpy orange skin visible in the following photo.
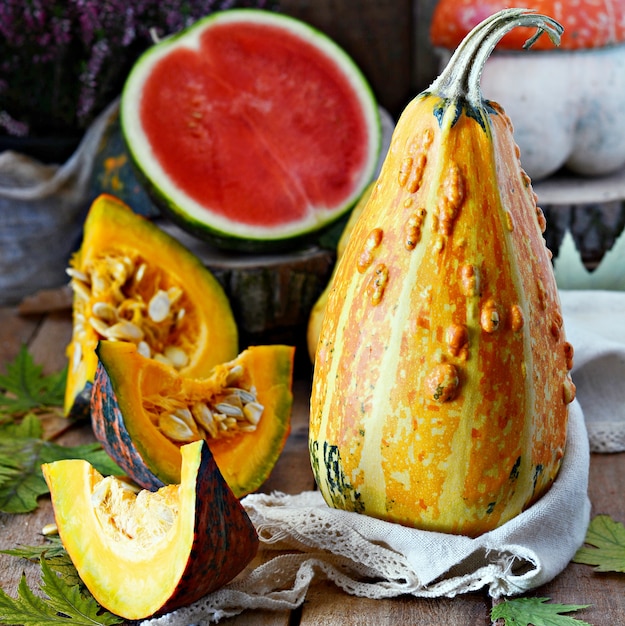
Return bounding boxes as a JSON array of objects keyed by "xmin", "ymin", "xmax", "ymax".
[{"xmin": 310, "ymin": 16, "xmax": 575, "ymax": 537}]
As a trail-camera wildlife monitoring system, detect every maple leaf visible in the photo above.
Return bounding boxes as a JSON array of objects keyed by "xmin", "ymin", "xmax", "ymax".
[
  {"xmin": 573, "ymin": 514, "xmax": 625, "ymax": 573},
  {"xmin": 0, "ymin": 557, "xmax": 122, "ymax": 625},
  {"xmin": 1, "ymin": 535, "xmax": 67, "ymax": 561},
  {"xmin": 491, "ymin": 597, "xmax": 591, "ymax": 625},
  {"xmin": 0, "ymin": 345, "xmax": 66, "ymax": 416},
  {"xmin": 0, "ymin": 414, "xmax": 122, "ymax": 514}
]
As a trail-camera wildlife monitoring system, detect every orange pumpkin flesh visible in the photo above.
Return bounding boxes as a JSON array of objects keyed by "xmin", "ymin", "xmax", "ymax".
[
  {"xmin": 64, "ymin": 194, "xmax": 238, "ymax": 417},
  {"xmin": 92, "ymin": 341, "xmax": 295, "ymax": 497},
  {"xmin": 310, "ymin": 10, "xmax": 575, "ymax": 537},
  {"xmin": 42, "ymin": 440, "xmax": 258, "ymax": 620}
]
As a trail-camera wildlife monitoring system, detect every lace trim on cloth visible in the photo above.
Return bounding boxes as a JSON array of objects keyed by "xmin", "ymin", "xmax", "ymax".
[{"xmin": 140, "ymin": 401, "xmax": 590, "ymax": 626}]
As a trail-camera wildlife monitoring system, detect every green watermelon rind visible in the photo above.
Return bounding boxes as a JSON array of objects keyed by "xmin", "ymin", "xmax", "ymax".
[{"xmin": 120, "ymin": 8, "xmax": 381, "ymax": 251}]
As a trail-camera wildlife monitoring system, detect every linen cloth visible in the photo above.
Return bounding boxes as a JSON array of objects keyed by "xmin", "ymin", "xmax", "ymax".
[
  {"xmin": 144, "ymin": 289, "xmax": 625, "ymax": 625},
  {"xmin": 0, "ymin": 100, "xmax": 118, "ymax": 305}
]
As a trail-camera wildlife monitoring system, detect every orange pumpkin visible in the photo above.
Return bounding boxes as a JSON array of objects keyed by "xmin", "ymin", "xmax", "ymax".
[
  {"xmin": 309, "ymin": 9, "xmax": 576, "ymax": 537},
  {"xmin": 64, "ymin": 194, "xmax": 238, "ymax": 418},
  {"xmin": 430, "ymin": 0, "xmax": 625, "ymax": 180}
]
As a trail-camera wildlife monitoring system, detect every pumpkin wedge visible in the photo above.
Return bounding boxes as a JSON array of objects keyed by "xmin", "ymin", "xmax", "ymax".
[
  {"xmin": 64, "ymin": 194, "xmax": 238, "ymax": 418},
  {"xmin": 42, "ymin": 439, "xmax": 258, "ymax": 620},
  {"xmin": 92, "ymin": 341, "xmax": 294, "ymax": 497},
  {"xmin": 310, "ymin": 9, "xmax": 576, "ymax": 537}
]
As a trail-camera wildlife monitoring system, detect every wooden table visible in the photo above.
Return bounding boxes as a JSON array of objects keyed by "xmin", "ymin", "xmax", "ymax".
[{"xmin": 1, "ymin": 298, "xmax": 624, "ymax": 625}]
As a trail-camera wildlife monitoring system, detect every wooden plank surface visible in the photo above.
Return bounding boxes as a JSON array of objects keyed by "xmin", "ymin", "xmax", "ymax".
[{"xmin": 0, "ymin": 302, "xmax": 624, "ymax": 625}]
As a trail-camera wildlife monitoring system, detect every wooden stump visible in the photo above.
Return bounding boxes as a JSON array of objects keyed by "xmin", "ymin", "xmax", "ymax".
[{"xmin": 158, "ymin": 220, "xmax": 335, "ymax": 371}]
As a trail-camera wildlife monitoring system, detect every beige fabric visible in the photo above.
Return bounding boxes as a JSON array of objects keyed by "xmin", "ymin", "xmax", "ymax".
[
  {"xmin": 144, "ymin": 395, "xmax": 590, "ymax": 626},
  {"xmin": 0, "ymin": 100, "xmax": 117, "ymax": 305},
  {"xmin": 143, "ymin": 289, "xmax": 625, "ymax": 624},
  {"xmin": 560, "ymin": 290, "xmax": 625, "ymax": 452}
]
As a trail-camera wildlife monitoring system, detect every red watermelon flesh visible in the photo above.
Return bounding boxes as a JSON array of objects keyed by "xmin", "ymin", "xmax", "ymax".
[{"xmin": 122, "ymin": 10, "xmax": 380, "ymax": 249}]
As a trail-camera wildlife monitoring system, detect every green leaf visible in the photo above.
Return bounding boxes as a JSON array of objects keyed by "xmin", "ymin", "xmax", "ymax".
[
  {"xmin": 45, "ymin": 554, "xmax": 84, "ymax": 590},
  {"xmin": 0, "ymin": 418, "xmax": 123, "ymax": 514},
  {"xmin": 1, "ymin": 536, "xmax": 67, "ymax": 561},
  {"xmin": 3, "ymin": 539, "xmax": 84, "ymax": 593},
  {"xmin": 0, "ymin": 557, "xmax": 122, "ymax": 625},
  {"xmin": 0, "ymin": 345, "xmax": 67, "ymax": 416},
  {"xmin": 573, "ymin": 514, "xmax": 625, "ymax": 573},
  {"xmin": 491, "ymin": 597, "xmax": 591, "ymax": 625}
]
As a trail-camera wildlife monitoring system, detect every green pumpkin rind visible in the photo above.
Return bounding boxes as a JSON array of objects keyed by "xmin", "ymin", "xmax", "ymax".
[{"xmin": 309, "ymin": 9, "xmax": 575, "ymax": 537}]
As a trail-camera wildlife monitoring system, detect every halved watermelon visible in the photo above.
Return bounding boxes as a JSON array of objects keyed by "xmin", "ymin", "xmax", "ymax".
[{"xmin": 121, "ymin": 9, "xmax": 381, "ymax": 251}]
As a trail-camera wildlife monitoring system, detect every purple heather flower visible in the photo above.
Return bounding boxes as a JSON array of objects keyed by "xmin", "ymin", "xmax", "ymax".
[{"xmin": 1, "ymin": 0, "xmax": 276, "ymax": 137}]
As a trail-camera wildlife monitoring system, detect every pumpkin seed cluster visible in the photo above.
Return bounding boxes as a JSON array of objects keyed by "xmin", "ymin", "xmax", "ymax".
[
  {"xmin": 148, "ymin": 363, "xmax": 265, "ymax": 443},
  {"xmin": 67, "ymin": 251, "xmax": 191, "ymax": 370},
  {"xmin": 68, "ymin": 252, "xmax": 266, "ymax": 443}
]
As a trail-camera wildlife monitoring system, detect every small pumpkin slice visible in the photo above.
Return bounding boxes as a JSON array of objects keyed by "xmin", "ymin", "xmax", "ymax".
[
  {"xmin": 92, "ymin": 341, "xmax": 294, "ymax": 497},
  {"xmin": 41, "ymin": 439, "xmax": 258, "ymax": 620},
  {"xmin": 64, "ymin": 194, "xmax": 238, "ymax": 418}
]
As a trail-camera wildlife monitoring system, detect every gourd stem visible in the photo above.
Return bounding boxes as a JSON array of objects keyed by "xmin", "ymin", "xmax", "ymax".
[{"xmin": 430, "ymin": 8, "xmax": 563, "ymax": 105}]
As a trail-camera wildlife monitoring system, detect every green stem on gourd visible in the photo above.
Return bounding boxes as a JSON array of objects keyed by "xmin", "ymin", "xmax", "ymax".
[{"xmin": 429, "ymin": 8, "xmax": 563, "ymax": 106}]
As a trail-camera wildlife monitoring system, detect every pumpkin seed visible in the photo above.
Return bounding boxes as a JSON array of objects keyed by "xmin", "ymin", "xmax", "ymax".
[
  {"xmin": 153, "ymin": 352, "xmax": 173, "ymax": 367},
  {"xmin": 225, "ymin": 364, "xmax": 244, "ymax": 385},
  {"xmin": 92, "ymin": 301, "xmax": 118, "ymax": 323},
  {"xmin": 104, "ymin": 321, "xmax": 145, "ymax": 341},
  {"xmin": 243, "ymin": 401, "xmax": 264, "ymax": 426},
  {"xmin": 71, "ymin": 341, "xmax": 82, "ymax": 372},
  {"xmin": 167, "ymin": 286, "xmax": 183, "ymax": 304},
  {"xmin": 158, "ymin": 412, "xmax": 197, "ymax": 442},
  {"xmin": 148, "ymin": 289, "xmax": 171, "ymax": 323},
  {"xmin": 226, "ymin": 387, "xmax": 256, "ymax": 404},
  {"xmin": 192, "ymin": 402, "xmax": 218, "ymax": 438},
  {"xmin": 163, "ymin": 345, "xmax": 189, "ymax": 369},
  {"xmin": 70, "ymin": 278, "xmax": 92, "ymax": 301},
  {"xmin": 220, "ymin": 392, "xmax": 244, "ymax": 410},
  {"xmin": 224, "ymin": 417, "xmax": 238, "ymax": 429},
  {"xmin": 90, "ymin": 273, "xmax": 109, "ymax": 297},
  {"xmin": 41, "ymin": 523, "xmax": 58, "ymax": 536},
  {"xmin": 89, "ymin": 316, "xmax": 111, "ymax": 336},
  {"xmin": 134, "ymin": 262, "xmax": 147, "ymax": 284},
  {"xmin": 213, "ymin": 402, "xmax": 244, "ymax": 418},
  {"xmin": 137, "ymin": 341, "xmax": 151, "ymax": 358},
  {"xmin": 173, "ymin": 407, "xmax": 196, "ymax": 429},
  {"xmin": 90, "ymin": 478, "xmax": 111, "ymax": 508},
  {"xmin": 66, "ymin": 267, "xmax": 90, "ymax": 283}
]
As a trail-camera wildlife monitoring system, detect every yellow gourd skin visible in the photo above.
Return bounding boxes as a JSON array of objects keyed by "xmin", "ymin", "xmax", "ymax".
[{"xmin": 309, "ymin": 9, "xmax": 575, "ymax": 537}]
